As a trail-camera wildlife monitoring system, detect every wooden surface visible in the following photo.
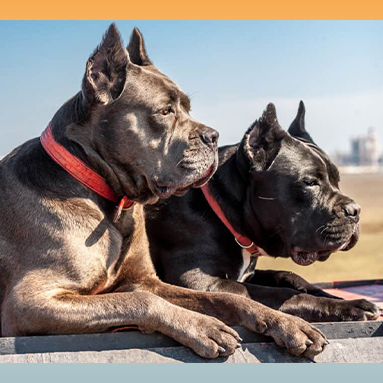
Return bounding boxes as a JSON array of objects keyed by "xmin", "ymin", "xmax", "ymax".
[
  {"xmin": 0, "ymin": 322, "xmax": 382, "ymax": 363},
  {"xmin": 0, "ymin": 338, "xmax": 382, "ymax": 363}
]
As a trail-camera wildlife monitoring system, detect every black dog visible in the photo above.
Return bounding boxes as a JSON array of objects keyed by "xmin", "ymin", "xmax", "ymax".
[{"xmin": 146, "ymin": 102, "xmax": 380, "ymax": 322}]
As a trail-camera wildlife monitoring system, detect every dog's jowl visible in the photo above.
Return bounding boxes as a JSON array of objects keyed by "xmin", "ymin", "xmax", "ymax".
[
  {"xmin": 146, "ymin": 102, "xmax": 380, "ymax": 323},
  {"xmin": 0, "ymin": 25, "xmax": 328, "ymax": 358}
]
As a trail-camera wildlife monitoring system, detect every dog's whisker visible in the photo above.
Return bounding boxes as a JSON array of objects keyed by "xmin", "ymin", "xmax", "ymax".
[
  {"xmin": 258, "ymin": 196, "xmax": 276, "ymax": 201},
  {"xmin": 174, "ymin": 158, "xmax": 184, "ymax": 169},
  {"xmin": 320, "ymin": 227, "xmax": 329, "ymax": 236},
  {"xmin": 324, "ymin": 234, "xmax": 329, "ymax": 248},
  {"xmin": 316, "ymin": 225, "xmax": 326, "ymax": 233},
  {"xmin": 267, "ymin": 229, "xmax": 282, "ymax": 240}
]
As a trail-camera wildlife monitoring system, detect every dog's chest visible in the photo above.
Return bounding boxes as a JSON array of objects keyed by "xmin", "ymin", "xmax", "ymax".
[
  {"xmin": 237, "ymin": 250, "xmax": 255, "ymax": 282},
  {"xmin": 236, "ymin": 247, "xmax": 269, "ymax": 282},
  {"xmin": 92, "ymin": 205, "xmax": 155, "ymax": 292},
  {"xmin": 59, "ymin": 205, "xmax": 136, "ymax": 295},
  {"xmin": 74, "ymin": 228, "xmax": 124, "ymax": 295}
]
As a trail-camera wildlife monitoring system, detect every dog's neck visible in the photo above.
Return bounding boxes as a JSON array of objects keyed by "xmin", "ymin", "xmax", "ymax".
[
  {"xmin": 206, "ymin": 145, "xmax": 266, "ymax": 248},
  {"xmin": 48, "ymin": 93, "xmax": 154, "ymax": 205}
]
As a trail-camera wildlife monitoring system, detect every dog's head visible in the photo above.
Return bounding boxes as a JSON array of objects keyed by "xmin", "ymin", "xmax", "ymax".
[
  {"xmin": 66, "ymin": 24, "xmax": 218, "ymax": 204},
  {"xmin": 238, "ymin": 102, "xmax": 360, "ymax": 266}
]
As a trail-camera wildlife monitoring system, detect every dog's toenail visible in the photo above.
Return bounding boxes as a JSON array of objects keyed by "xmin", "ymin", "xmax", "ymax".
[{"xmin": 218, "ymin": 346, "xmax": 226, "ymax": 353}]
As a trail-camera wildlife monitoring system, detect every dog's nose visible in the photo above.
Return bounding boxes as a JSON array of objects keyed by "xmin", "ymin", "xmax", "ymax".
[
  {"xmin": 200, "ymin": 126, "xmax": 219, "ymax": 147},
  {"xmin": 342, "ymin": 202, "xmax": 361, "ymax": 219}
]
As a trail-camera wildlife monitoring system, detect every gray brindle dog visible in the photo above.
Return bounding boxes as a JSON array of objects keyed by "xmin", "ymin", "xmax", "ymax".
[
  {"xmin": 0, "ymin": 24, "xmax": 328, "ymax": 359},
  {"xmin": 146, "ymin": 102, "xmax": 380, "ymax": 323}
]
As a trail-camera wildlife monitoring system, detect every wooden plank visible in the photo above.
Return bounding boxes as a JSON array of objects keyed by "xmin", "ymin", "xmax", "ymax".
[
  {"xmin": 0, "ymin": 331, "xmax": 180, "ymax": 356},
  {"xmin": 0, "ymin": 343, "xmax": 312, "ymax": 363},
  {"xmin": 1, "ymin": 338, "xmax": 382, "ymax": 363},
  {"xmin": 314, "ymin": 321, "xmax": 383, "ymax": 339},
  {"xmin": 0, "ymin": 322, "xmax": 381, "ymax": 356},
  {"xmin": 314, "ymin": 337, "xmax": 383, "ymax": 363}
]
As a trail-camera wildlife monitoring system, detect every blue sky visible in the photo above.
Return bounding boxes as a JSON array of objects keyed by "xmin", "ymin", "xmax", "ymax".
[{"xmin": 0, "ymin": 21, "xmax": 382, "ymax": 156}]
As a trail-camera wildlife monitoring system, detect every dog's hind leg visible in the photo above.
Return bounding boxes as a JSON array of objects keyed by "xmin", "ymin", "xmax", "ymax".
[{"xmin": 1, "ymin": 284, "xmax": 241, "ymax": 359}]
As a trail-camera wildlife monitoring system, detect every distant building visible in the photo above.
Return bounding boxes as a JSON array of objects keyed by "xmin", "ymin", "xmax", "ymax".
[
  {"xmin": 351, "ymin": 128, "xmax": 380, "ymax": 166},
  {"xmin": 335, "ymin": 127, "xmax": 381, "ymax": 168}
]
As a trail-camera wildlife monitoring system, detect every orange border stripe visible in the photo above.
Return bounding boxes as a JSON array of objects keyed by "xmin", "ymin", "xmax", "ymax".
[{"xmin": 1, "ymin": 0, "xmax": 383, "ymax": 20}]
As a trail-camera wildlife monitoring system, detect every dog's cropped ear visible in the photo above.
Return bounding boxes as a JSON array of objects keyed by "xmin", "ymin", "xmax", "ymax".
[
  {"xmin": 237, "ymin": 103, "xmax": 285, "ymax": 175},
  {"xmin": 288, "ymin": 101, "xmax": 315, "ymax": 144},
  {"xmin": 82, "ymin": 23, "xmax": 129, "ymax": 107},
  {"xmin": 127, "ymin": 28, "xmax": 152, "ymax": 66}
]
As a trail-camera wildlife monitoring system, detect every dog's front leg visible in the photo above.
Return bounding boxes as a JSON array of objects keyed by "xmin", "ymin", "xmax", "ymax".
[
  {"xmin": 167, "ymin": 274, "xmax": 380, "ymax": 323},
  {"xmin": 3, "ymin": 287, "xmax": 241, "ymax": 359},
  {"xmin": 134, "ymin": 279, "xmax": 328, "ymax": 357},
  {"xmin": 206, "ymin": 277, "xmax": 381, "ymax": 323},
  {"xmin": 247, "ymin": 270, "xmax": 339, "ymax": 299}
]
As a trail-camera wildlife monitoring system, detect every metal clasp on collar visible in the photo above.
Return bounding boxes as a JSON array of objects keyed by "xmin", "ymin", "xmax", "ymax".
[
  {"xmin": 113, "ymin": 196, "xmax": 134, "ymax": 223},
  {"xmin": 235, "ymin": 238, "xmax": 254, "ymax": 249}
]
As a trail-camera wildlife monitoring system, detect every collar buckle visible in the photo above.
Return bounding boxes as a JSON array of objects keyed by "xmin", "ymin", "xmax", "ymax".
[
  {"xmin": 235, "ymin": 238, "xmax": 254, "ymax": 249},
  {"xmin": 113, "ymin": 196, "xmax": 134, "ymax": 223}
]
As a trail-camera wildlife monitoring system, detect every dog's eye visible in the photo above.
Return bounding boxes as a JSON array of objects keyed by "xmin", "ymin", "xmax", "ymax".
[
  {"xmin": 303, "ymin": 179, "xmax": 319, "ymax": 187},
  {"xmin": 161, "ymin": 108, "xmax": 173, "ymax": 116}
]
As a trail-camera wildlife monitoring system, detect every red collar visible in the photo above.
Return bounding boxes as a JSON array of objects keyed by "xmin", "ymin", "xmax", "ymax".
[
  {"xmin": 201, "ymin": 183, "xmax": 262, "ymax": 257},
  {"xmin": 40, "ymin": 124, "xmax": 134, "ymax": 222}
]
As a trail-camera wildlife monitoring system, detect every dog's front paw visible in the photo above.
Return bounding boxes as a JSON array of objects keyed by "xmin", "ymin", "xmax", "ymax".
[
  {"xmin": 172, "ymin": 314, "xmax": 242, "ymax": 359},
  {"xmin": 333, "ymin": 299, "xmax": 380, "ymax": 321},
  {"xmin": 264, "ymin": 313, "xmax": 328, "ymax": 357}
]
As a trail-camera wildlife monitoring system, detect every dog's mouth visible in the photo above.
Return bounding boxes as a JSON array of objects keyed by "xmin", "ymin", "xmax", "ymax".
[
  {"xmin": 291, "ymin": 249, "xmax": 332, "ymax": 266},
  {"xmin": 290, "ymin": 224, "xmax": 359, "ymax": 266},
  {"xmin": 288, "ymin": 219, "xmax": 360, "ymax": 266},
  {"xmin": 192, "ymin": 164, "xmax": 216, "ymax": 188},
  {"xmin": 153, "ymin": 163, "xmax": 216, "ymax": 199},
  {"xmin": 339, "ymin": 230, "xmax": 359, "ymax": 252}
]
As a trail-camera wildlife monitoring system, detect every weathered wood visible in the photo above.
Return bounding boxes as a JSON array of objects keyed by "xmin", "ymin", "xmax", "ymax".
[
  {"xmin": 0, "ymin": 322, "xmax": 381, "ymax": 356},
  {"xmin": 0, "ymin": 343, "xmax": 312, "ymax": 363},
  {"xmin": 0, "ymin": 331, "xmax": 180, "ymax": 356},
  {"xmin": 1, "ymin": 338, "xmax": 382, "ymax": 363},
  {"xmin": 314, "ymin": 338, "xmax": 383, "ymax": 363},
  {"xmin": 314, "ymin": 321, "xmax": 383, "ymax": 339}
]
